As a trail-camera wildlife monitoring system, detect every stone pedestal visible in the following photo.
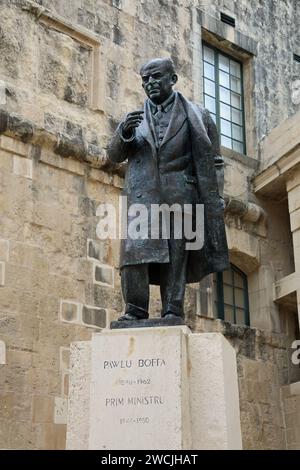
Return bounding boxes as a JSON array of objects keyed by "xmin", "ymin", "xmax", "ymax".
[{"xmin": 66, "ymin": 326, "xmax": 242, "ymax": 450}]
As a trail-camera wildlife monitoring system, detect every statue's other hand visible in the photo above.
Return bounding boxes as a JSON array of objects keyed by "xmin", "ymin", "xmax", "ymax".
[{"xmin": 122, "ymin": 110, "xmax": 144, "ymax": 139}]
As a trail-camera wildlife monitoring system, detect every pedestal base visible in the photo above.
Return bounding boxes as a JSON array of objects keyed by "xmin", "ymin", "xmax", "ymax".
[
  {"xmin": 111, "ymin": 316, "xmax": 185, "ymax": 329},
  {"xmin": 66, "ymin": 326, "xmax": 242, "ymax": 450}
]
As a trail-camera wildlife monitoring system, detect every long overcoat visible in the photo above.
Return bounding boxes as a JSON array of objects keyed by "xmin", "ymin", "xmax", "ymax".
[{"xmin": 107, "ymin": 91, "xmax": 229, "ymax": 283}]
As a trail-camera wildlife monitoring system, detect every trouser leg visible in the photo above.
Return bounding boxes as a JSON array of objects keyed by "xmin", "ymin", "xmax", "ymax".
[
  {"xmin": 121, "ymin": 264, "xmax": 149, "ymax": 319},
  {"xmin": 160, "ymin": 237, "xmax": 188, "ymax": 318}
]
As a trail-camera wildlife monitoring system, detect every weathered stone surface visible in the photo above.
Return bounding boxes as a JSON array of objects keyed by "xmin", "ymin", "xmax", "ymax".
[
  {"xmin": 189, "ymin": 333, "xmax": 242, "ymax": 449},
  {"xmin": 66, "ymin": 341, "xmax": 91, "ymax": 450},
  {"xmin": 111, "ymin": 316, "xmax": 185, "ymax": 329},
  {"xmin": 0, "ymin": 0, "xmax": 299, "ymax": 452},
  {"xmin": 67, "ymin": 329, "xmax": 242, "ymax": 450},
  {"xmin": 82, "ymin": 305, "xmax": 107, "ymax": 329}
]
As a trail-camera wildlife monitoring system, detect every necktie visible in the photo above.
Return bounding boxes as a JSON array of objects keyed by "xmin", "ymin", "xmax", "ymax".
[{"xmin": 155, "ymin": 105, "xmax": 163, "ymax": 120}]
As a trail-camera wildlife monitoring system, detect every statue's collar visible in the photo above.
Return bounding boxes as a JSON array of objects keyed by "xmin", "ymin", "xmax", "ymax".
[{"xmin": 149, "ymin": 91, "xmax": 176, "ymax": 114}]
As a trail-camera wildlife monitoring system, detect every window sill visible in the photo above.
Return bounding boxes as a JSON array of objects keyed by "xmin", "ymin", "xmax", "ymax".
[{"xmin": 221, "ymin": 146, "xmax": 259, "ymax": 170}]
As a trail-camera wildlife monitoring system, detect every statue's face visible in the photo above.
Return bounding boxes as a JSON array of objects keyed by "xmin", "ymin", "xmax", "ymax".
[{"xmin": 141, "ymin": 60, "xmax": 177, "ymax": 104}]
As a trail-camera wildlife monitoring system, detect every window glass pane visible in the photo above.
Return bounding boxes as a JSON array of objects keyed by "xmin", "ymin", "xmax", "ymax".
[
  {"xmin": 219, "ymin": 54, "xmax": 230, "ymax": 73},
  {"xmin": 224, "ymin": 305, "xmax": 234, "ymax": 323},
  {"xmin": 213, "ymin": 301, "xmax": 218, "ymax": 317},
  {"xmin": 232, "ymin": 123, "xmax": 243, "ymax": 141},
  {"xmin": 232, "ymin": 108, "xmax": 242, "ymax": 125},
  {"xmin": 234, "ymin": 271, "xmax": 244, "ymax": 288},
  {"xmin": 204, "ymin": 78, "xmax": 215, "ymax": 97},
  {"xmin": 203, "ymin": 45, "xmax": 215, "ymax": 65},
  {"xmin": 221, "ymin": 135, "xmax": 232, "ymax": 148},
  {"xmin": 220, "ymin": 102, "xmax": 231, "ymax": 120},
  {"xmin": 219, "ymin": 86, "xmax": 230, "ymax": 104},
  {"xmin": 235, "ymin": 288, "xmax": 245, "ymax": 308},
  {"xmin": 224, "ymin": 284, "xmax": 233, "ymax": 305},
  {"xmin": 210, "ymin": 113, "xmax": 216, "ymax": 124},
  {"xmin": 220, "ymin": 119, "xmax": 231, "ymax": 137},
  {"xmin": 223, "ymin": 270, "xmax": 232, "ymax": 284},
  {"xmin": 231, "ymin": 92, "xmax": 241, "ymax": 109},
  {"xmin": 204, "ymin": 62, "xmax": 215, "ymax": 80},
  {"xmin": 236, "ymin": 308, "xmax": 246, "ymax": 326},
  {"xmin": 204, "ymin": 95, "xmax": 216, "ymax": 114},
  {"xmin": 232, "ymin": 140, "xmax": 244, "ymax": 154},
  {"xmin": 219, "ymin": 70, "xmax": 230, "ymax": 88},
  {"xmin": 231, "ymin": 76, "xmax": 241, "ymax": 93},
  {"xmin": 230, "ymin": 60, "xmax": 241, "ymax": 78}
]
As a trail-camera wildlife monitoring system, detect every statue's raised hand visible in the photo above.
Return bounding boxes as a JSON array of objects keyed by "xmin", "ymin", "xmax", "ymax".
[{"xmin": 122, "ymin": 110, "xmax": 144, "ymax": 139}]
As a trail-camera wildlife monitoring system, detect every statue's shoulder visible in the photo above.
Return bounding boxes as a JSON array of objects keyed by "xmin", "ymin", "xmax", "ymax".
[{"xmin": 178, "ymin": 93, "xmax": 209, "ymax": 121}]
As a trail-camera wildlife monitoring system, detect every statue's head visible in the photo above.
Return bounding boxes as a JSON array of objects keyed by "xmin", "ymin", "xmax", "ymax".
[{"xmin": 140, "ymin": 58, "xmax": 178, "ymax": 104}]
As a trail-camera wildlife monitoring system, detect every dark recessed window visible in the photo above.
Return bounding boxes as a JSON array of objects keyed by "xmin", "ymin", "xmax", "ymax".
[
  {"xmin": 213, "ymin": 264, "xmax": 250, "ymax": 326},
  {"xmin": 220, "ymin": 12, "xmax": 236, "ymax": 28},
  {"xmin": 202, "ymin": 42, "xmax": 246, "ymax": 154}
]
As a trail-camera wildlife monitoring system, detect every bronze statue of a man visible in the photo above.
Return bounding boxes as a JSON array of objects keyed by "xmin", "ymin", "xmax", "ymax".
[{"xmin": 107, "ymin": 58, "xmax": 229, "ymax": 322}]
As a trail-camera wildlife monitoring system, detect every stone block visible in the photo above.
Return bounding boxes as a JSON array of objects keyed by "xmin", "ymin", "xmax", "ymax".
[
  {"xmin": 189, "ymin": 333, "xmax": 242, "ymax": 449},
  {"xmin": 87, "ymin": 239, "xmax": 110, "ymax": 264},
  {"xmin": 61, "ymin": 372, "xmax": 69, "ymax": 397},
  {"xmin": 290, "ymin": 207, "xmax": 300, "ymax": 232},
  {"xmin": 40, "ymin": 424, "xmax": 66, "ymax": 450},
  {"xmin": 6, "ymin": 349, "xmax": 32, "ymax": 368},
  {"xmin": 243, "ymin": 358, "xmax": 259, "ymax": 381},
  {"xmin": 283, "ymin": 396, "xmax": 300, "ymax": 414},
  {"xmin": 93, "ymin": 262, "xmax": 114, "ymax": 287},
  {"xmin": 13, "ymin": 155, "xmax": 33, "ymax": 179},
  {"xmin": 0, "ymin": 340, "xmax": 6, "ymax": 365},
  {"xmin": 288, "ymin": 185, "xmax": 300, "ymax": 213},
  {"xmin": 285, "ymin": 411, "xmax": 300, "ymax": 429},
  {"xmin": 0, "ymin": 393, "xmax": 13, "ymax": 419},
  {"xmin": 81, "ymin": 305, "xmax": 107, "ymax": 329},
  {"xmin": 9, "ymin": 242, "xmax": 48, "ymax": 272},
  {"xmin": 0, "ymin": 135, "xmax": 31, "ymax": 158},
  {"xmin": 32, "ymin": 203, "xmax": 71, "ymax": 233},
  {"xmin": 59, "ymin": 347, "xmax": 70, "ymax": 372},
  {"xmin": 292, "ymin": 230, "xmax": 300, "ymax": 249},
  {"xmin": 32, "ymin": 396, "xmax": 54, "ymax": 424},
  {"xmin": 0, "ymin": 239, "xmax": 9, "ymax": 262},
  {"xmin": 12, "ymin": 393, "xmax": 32, "ymax": 422},
  {"xmin": 286, "ymin": 168, "xmax": 300, "ymax": 193},
  {"xmin": 67, "ymin": 329, "xmax": 242, "ymax": 450},
  {"xmin": 60, "ymin": 300, "xmax": 81, "ymax": 324},
  {"xmin": 90, "ymin": 326, "xmax": 191, "ymax": 450},
  {"xmin": 290, "ymin": 381, "xmax": 300, "ymax": 396},
  {"xmin": 66, "ymin": 342, "xmax": 91, "ymax": 450},
  {"xmin": 0, "ymin": 262, "xmax": 4, "ymax": 286},
  {"xmin": 54, "ymin": 397, "xmax": 68, "ymax": 425}
]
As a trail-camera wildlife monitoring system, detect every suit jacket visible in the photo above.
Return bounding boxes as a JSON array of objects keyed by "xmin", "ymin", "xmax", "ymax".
[{"xmin": 107, "ymin": 91, "xmax": 229, "ymax": 283}]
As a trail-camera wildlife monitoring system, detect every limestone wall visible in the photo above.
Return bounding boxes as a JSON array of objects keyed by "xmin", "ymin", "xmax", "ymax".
[
  {"xmin": 0, "ymin": 0, "xmax": 299, "ymax": 156},
  {"xmin": 281, "ymin": 382, "xmax": 300, "ymax": 450},
  {"xmin": 0, "ymin": 0, "xmax": 299, "ymax": 450},
  {"xmin": 189, "ymin": 316, "xmax": 300, "ymax": 450},
  {"xmin": 0, "ymin": 134, "xmax": 123, "ymax": 448}
]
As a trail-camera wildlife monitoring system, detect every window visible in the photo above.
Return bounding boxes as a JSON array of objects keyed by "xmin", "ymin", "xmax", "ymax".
[
  {"xmin": 213, "ymin": 264, "xmax": 250, "ymax": 326},
  {"xmin": 202, "ymin": 43, "xmax": 246, "ymax": 154}
]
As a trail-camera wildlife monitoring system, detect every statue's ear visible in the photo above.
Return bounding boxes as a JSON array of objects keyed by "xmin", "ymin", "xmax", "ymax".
[{"xmin": 171, "ymin": 74, "xmax": 178, "ymax": 85}]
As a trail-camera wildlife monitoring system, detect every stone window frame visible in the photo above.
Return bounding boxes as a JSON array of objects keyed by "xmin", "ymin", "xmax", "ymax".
[
  {"xmin": 193, "ymin": 9, "xmax": 258, "ymax": 159},
  {"xmin": 32, "ymin": 5, "xmax": 106, "ymax": 112}
]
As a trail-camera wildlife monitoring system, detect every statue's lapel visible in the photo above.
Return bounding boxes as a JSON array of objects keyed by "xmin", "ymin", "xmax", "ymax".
[
  {"xmin": 160, "ymin": 92, "xmax": 187, "ymax": 149},
  {"xmin": 138, "ymin": 101, "xmax": 157, "ymax": 155}
]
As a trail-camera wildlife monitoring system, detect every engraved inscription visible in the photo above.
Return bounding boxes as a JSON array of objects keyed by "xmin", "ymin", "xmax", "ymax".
[{"xmin": 103, "ymin": 357, "xmax": 166, "ymax": 370}]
